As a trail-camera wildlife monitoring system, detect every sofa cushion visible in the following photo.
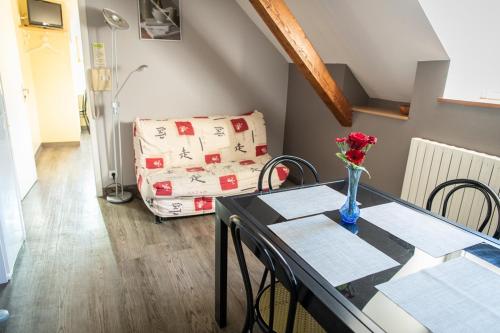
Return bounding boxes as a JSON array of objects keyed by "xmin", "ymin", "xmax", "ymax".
[
  {"xmin": 149, "ymin": 196, "xmax": 216, "ymax": 217},
  {"xmin": 133, "ymin": 111, "xmax": 267, "ymax": 170},
  {"xmin": 138, "ymin": 156, "xmax": 288, "ymax": 199}
]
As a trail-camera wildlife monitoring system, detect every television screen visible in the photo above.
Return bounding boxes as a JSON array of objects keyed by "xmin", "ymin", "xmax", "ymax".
[{"xmin": 28, "ymin": 0, "xmax": 63, "ymax": 29}]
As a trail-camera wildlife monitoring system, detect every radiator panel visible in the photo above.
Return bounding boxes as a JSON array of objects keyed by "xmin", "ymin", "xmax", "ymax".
[{"xmin": 401, "ymin": 138, "xmax": 500, "ymax": 237}]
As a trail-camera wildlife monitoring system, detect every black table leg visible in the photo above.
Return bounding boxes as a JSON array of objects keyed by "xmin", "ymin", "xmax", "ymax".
[{"xmin": 215, "ymin": 216, "xmax": 228, "ymax": 327}]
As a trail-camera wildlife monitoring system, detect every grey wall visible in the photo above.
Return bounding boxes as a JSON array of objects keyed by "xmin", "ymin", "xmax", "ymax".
[
  {"xmin": 84, "ymin": 0, "xmax": 289, "ymax": 187},
  {"xmin": 284, "ymin": 61, "xmax": 500, "ymax": 196},
  {"xmin": 321, "ymin": 64, "xmax": 369, "ymax": 106}
]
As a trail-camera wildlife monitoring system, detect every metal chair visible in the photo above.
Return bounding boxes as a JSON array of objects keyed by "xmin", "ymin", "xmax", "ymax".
[
  {"xmin": 426, "ymin": 179, "xmax": 500, "ymax": 239},
  {"xmin": 79, "ymin": 93, "xmax": 90, "ymax": 133},
  {"xmin": 230, "ymin": 215, "xmax": 325, "ymax": 333},
  {"xmin": 257, "ymin": 155, "xmax": 320, "ymax": 192}
]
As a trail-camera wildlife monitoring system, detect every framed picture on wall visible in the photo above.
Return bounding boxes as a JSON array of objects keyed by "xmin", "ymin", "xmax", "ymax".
[{"xmin": 138, "ymin": 0, "xmax": 181, "ymax": 41}]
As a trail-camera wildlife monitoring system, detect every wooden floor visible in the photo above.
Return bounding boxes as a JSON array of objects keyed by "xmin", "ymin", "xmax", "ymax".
[{"xmin": 0, "ymin": 134, "xmax": 262, "ymax": 333}]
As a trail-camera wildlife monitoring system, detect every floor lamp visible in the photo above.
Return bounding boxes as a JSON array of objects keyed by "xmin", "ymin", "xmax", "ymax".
[{"xmin": 103, "ymin": 8, "xmax": 148, "ymax": 203}]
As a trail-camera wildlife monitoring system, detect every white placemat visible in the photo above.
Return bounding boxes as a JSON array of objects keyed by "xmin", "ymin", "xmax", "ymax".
[
  {"xmin": 258, "ymin": 185, "xmax": 349, "ymax": 220},
  {"xmin": 361, "ymin": 202, "xmax": 483, "ymax": 257},
  {"xmin": 269, "ymin": 214, "xmax": 399, "ymax": 287},
  {"xmin": 376, "ymin": 257, "xmax": 500, "ymax": 333}
]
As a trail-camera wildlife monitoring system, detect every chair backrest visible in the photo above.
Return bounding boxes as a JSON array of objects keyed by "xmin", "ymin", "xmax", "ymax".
[
  {"xmin": 133, "ymin": 111, "xmax": 269, "ymax": 171},
  {"xmin": 258, "ymin": 155, "xmax": 320, "ymax": 192},
  {"xmin": 426, "ymin": 179, "xmax": 500, "ymax": 239},
  {"xmin": 78, "ymin": 93, "xmax": 87, "ymax": 112},
  {"xmin": 230, "ymin": 215, "xmax": 298, "ymax": 333},
  {"xmin": 82, "ymin": 92, "xmax": 87, "ymax": 112},
  {"xmin": 401, "ymin": 138, "xmax": 500, "ymax": 237}
]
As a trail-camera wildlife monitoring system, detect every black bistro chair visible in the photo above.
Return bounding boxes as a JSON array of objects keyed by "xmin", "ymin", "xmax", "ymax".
[
  {"xmin": 79, "ymin": 93, "xmax": 89, "ymax": 133},
  {"xmin": 257, "ymin": 155, "xmax": 320, "ymax": 192},
  {"xmin": 230, "ymin": 215, "xmax": 325, "ymax": 333},
  {"xmin": 426, "ymin": 179, "xmax": 500, "ymax": 239}
]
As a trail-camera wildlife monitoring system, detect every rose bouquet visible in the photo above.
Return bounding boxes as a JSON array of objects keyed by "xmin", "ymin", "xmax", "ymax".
[
  {"xmin": 335, "ymin": 132, "xmax": 377, "ymax": 224},
  {"xmin": 335, "ymin": 132, "xmax": 377, "ymax": 177}
]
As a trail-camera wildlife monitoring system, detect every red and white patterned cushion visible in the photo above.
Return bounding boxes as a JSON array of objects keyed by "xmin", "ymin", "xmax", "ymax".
[
  {"xmin": 139, "ymin": 157, "xmax": 287, "ymax": 198},
  {"xmin": 134, "ymin": 111, "xmax": 268, "ymax": 168}
]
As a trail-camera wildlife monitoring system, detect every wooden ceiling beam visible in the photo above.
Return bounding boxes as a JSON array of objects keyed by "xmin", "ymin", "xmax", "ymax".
[{"xmin": 250, "ymin": 0, "xmax": 352, "ymax": 126}]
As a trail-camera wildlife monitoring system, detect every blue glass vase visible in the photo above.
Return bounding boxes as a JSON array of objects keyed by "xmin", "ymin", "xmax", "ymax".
[{"xmin": 340, "ymin": 166, "xmax": 362, "ymax": 224}]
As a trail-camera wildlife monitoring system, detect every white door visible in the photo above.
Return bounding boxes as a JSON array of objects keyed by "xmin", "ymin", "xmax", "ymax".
[
  {"xmin": 0, "ymin": 77, "xmax": 26, "ymax": 283},
  {"xmin": 0, "ymin": 0, "xmax": 38, "ymax": 199}
]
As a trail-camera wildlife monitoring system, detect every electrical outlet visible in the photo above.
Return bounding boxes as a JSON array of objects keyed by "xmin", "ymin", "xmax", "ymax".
[{"xmin": 108, "ymin": 170, "xmax": 117, "ymax": 179}]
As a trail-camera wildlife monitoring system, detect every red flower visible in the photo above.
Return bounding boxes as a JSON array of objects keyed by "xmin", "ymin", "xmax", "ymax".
[
  {"xmin": 346, "ymin": 149, "xmax": 366, "ymax": 165},
  {"xmin": 368, "ymin": 135, "xmax": 377, "ymax": 145},
  {"xmin": 336, "ymin": 137, "xmax": 347, "ymax": 143},
  {"xmin": 347, "ymin": 132, "xmax": 370, "ymax": 150}
]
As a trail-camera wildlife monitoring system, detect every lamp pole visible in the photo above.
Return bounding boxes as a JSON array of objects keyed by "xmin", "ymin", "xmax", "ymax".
[
  {"xmin": 107, "ymin": 65, "xmax": 147, "ymax": 204},
  {"xmin": 102, "ymin": 8, "xmax": 147, "ymax": 204}
]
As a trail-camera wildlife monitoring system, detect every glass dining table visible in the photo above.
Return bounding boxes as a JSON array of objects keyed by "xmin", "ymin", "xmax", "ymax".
[{"xmin": 214, "ymin": 180, "xmax": 500, "ymax": 333}]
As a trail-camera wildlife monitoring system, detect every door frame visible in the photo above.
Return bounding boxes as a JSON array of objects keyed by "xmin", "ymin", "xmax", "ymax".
[{"xmin": 77, "ymin": 0, "xmax": 103, "ymax": 197}]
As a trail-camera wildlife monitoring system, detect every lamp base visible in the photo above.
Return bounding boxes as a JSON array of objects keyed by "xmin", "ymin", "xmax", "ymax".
[{"xmin": 106, "ymin": 190, "xmax": 133, "ymax": 204}]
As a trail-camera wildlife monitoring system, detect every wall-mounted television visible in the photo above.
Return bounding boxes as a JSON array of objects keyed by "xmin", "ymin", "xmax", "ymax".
[{"xmin": 27, "ymin": 0, "xmax": 63, "ymax": 29}]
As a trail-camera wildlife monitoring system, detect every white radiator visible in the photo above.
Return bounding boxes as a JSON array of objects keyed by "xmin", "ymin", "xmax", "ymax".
[{"xmin": 401, "ymin": 138, "xmax": 500, "ymax": 237}]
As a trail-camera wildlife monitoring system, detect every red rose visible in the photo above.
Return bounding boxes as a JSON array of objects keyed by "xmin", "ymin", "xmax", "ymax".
[
  {"xmin": 336, "ymin": 137, "xmax": 347, "ymax": 143},
  {"xmin": 347, "ymin": 132, "xmax": 370, "ymax": 150},
  {"xmin": 346, "ymin": 149, "xmax": 366, "ymax": 165},
  {"xmin": 368, "ymin": 135, "xmax": 377, "ymax": 144}
]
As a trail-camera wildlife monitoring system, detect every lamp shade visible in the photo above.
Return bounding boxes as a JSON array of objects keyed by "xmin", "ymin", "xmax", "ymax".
[{"xmin": 102, "ymin": 8, "xmax": 129, "ymax": 30}]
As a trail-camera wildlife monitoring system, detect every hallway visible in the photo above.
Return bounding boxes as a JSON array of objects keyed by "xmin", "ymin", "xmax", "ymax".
[
  {"xmin": 0, "ymin": 135, "xmax": 125, "ymax": 332},
  {"xmin": 0, "ymin": 134, "xmax": 253, "ymax": 333}
]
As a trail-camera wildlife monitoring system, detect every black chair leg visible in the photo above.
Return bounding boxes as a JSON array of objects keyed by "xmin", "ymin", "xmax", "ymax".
[
  {"xmin": 258, "ymin": 268, "xmax": 269, "ymax": 293},
  {"xmin": 242, "ymin": 312, "xmax": 254, "ymax": 333},
  {"xmin": 249, "ymin": 319, "xmax": 256, "ymax": 333},
  {"xmin": 84, "ymin": 114, "xmax": 90, "ymax": 133},
  {"xmin": 154, "ymin": 215, "xmax": 165, "ymax": 224}
]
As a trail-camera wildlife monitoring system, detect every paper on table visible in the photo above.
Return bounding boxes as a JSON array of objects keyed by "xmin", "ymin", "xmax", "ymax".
[
  {"xmin": 258, "ymin": 185, "xmax": 350, "ymax": 220},
  {"xmin": 376, "ymin": 257, "xmax": 500, "ymax": 333},
  {"xmin": 269, "ymin": 214, "xmax": 399, "ymax": 287},
  {"xmin": 361, "ymin": 202, "xmax": 483, "ymax": 257}
]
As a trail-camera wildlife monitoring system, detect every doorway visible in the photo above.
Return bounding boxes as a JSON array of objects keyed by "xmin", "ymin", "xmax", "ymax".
[
  {"xmin": 10, "ymin": 0, "xmax": 99, "ymax": 198},
  {"xmin": 17, "ymin": 0, "xmax": 85, "ymax": 149}
]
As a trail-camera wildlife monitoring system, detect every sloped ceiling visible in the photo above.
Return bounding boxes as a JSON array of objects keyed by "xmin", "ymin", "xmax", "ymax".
[{"xmin": 237, "ymin": 0, "xmax": 449, "ymax": 102}]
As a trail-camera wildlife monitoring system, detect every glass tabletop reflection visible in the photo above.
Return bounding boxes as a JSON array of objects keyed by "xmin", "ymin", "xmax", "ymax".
[{"xmin": 230, "ymin": 181, "xmax": 499, "ymax": 333}]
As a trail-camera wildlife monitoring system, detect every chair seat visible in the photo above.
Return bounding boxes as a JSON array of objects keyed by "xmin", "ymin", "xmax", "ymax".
[{"xmin": 257, "ymin": 282, "xmax": 325, "ymax": 333}]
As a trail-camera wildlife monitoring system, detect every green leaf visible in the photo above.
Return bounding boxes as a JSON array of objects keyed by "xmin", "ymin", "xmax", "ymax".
[
  {"xmin": 354, "ymin": 165, "xmax": 371, "ymax": 178},
  {"xmin": 336, "ymin": 152, "xmax": 350, "ymax": 164},
  {"xmin": 335, "ymin": 153, "xmax": 371, "ymax": 178}
]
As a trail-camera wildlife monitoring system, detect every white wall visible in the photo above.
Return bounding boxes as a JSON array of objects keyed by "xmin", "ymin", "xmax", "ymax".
[
  {"xmin": 0, "ymin": 0, "xmax": 38, "ymax": 198},
  {"xmin": 83, "ymin": 0, "xmax": 289, "ymax": 187},
  {"xmin": 419, "ymin": 0, "xmax": 500, "ymax": 100},
  {"xmin": 238, "ymin": 0, "xmax": 449, "ymax": 102}
]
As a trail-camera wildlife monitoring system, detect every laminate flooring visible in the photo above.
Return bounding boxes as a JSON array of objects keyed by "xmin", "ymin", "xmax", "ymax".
[{"xmin": 0, "ymin": 134, "xmax": 263, "ymax": 333}]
